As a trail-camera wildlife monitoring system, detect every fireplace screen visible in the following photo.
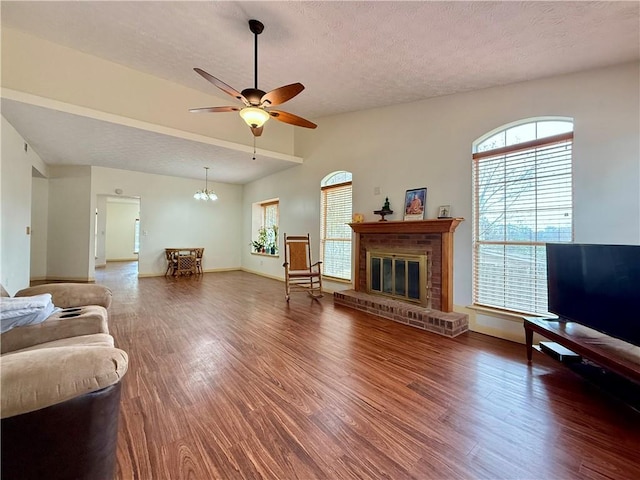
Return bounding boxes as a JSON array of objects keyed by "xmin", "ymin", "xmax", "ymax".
[{"xmin": 366, "ymin": 251, "xmax": 428, "ymax": 305}]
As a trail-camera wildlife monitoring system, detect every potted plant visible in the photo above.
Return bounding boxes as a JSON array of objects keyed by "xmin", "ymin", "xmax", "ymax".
[
  {"xmin": 268, "ymin": 225, "xmax": 278, "ymax": 255},
  {"xmin": 257, "ymin": 227, "xmax": 269, "ymax": 253}
]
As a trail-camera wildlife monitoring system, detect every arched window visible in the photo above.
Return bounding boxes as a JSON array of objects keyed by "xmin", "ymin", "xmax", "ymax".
[
  {"xmin": 472, "ymin": 118, "xmax": 573, "ymax": 314},
  {"xmin": 320, "ymin": 171, "xmax": 353, "ymax": 281}
]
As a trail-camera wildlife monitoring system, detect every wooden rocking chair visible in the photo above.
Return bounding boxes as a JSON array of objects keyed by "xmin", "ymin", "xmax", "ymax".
[{"xmin": 282, "ymin": 234, "xmax": 323, "ymax": 301}]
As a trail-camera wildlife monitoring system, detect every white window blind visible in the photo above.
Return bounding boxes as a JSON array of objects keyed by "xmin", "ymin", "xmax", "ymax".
[
  {"xmin": 262, "ymin": 201, "xmax": 279, "ymax": 229},
  {"xmin": 321, "ymin": 180, "xmax": 352, "ymax": 280},
  {"xmin": 473, "ymin": 130, "xmax": 573, "ymax": 314},
  {"xmin": 262, "ymin": 201, "xmax": 279, "ymax": 248}
]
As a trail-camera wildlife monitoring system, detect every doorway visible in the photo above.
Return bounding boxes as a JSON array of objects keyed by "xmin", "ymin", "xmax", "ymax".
[{"xmin": 96, "ymin": 195, "xmax": 141, "ymax": 275}]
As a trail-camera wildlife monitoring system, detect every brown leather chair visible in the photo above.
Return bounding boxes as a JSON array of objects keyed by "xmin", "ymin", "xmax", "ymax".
[
  {"xmin": 1, "ymin": 283, "xmax": 126, "ymax": 480},
  {"xmin": 2, "ymin": 383, "xmax": 123, "ymax": 480},
  {"xmin": 1, "ymin": 340, "xmax": 128, "ymax": 480}
]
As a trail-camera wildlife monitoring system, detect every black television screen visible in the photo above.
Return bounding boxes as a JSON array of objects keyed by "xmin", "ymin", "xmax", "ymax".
[{"xmin": 546, "ymin": 243, "xmax": 640, "ymax": 346}]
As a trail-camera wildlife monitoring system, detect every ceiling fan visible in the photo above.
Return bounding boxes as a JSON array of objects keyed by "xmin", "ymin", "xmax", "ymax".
[{"xmin": 190, "ymin": 19, "xmax": 317, "ymax": 137}]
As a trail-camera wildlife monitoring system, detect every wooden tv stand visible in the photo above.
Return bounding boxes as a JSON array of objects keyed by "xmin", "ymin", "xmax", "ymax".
[{"xmin": 524, "ymin": 317, "xmax": 640, "ymax": 384}]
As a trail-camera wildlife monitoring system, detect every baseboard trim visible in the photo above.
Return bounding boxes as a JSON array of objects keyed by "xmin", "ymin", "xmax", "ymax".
[
  {"xmin": 240, "ymin": 267, "xmax": 283, "ymax": 282},
  {"xmin": 36, "ymin": 277, "xmax": 95, "ymax": 284},
  {"xmin": 203, "ymin": 267, "xmax": 241, "ymax": 273},
  {"xmin": 137, "ymin": 272, "xmax": 162, "ymax": 278},
  {"xmin": 239, "ymin": 268, "xmax": 336, "ymax": 294},
  {"xmin": 138, "ymin": 267, "xmax": 241, "ymax": 278}
]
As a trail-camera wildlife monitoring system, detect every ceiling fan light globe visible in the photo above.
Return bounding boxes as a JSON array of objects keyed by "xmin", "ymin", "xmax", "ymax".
[{"xmin": 240, "ymin": 107, "xmax": 270, "ymax": 128}]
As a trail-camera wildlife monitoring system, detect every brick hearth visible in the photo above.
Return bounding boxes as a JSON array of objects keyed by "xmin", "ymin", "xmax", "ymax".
[{"xmin": 334, "ymin": 289, "xmax": 469, "ymax": 337}]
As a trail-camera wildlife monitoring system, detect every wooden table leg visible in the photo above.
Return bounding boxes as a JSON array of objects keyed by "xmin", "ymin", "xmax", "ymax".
[{"xmin": 525, "ymin": 324, "xmax": 534, "ymax": 362}]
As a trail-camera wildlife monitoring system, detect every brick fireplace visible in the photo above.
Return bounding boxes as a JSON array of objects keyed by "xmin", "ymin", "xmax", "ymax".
[{"xmin": 333, "ymin": 218, "xmax": 469, "ymax": 337}]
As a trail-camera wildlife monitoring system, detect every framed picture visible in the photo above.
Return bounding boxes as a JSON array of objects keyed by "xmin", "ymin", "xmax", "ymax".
[
  {"xmin": 403, "ymin": 187, "xmax": 427, "ymax": 221},
  {"xmin": 438, "ymin": 205, "xmax": 451, "ymax": 218}
]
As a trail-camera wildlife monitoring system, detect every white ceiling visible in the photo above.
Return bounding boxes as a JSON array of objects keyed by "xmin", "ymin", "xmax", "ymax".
[
  {"xmin": 1, "ymin": 98, "xmax": 301, "ymax": 184},
  {"xmin": 1, "ymin": 1, "xmax": 638, "ymax": 184}
]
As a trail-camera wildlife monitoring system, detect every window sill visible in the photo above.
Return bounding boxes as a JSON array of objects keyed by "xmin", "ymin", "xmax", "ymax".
[
  {"xmin": 251, "ymin": 252, "xmax": 280, "ymax": 258},
  {"xmin": 466, "ymin": 304, "xmax": 554, "ymax": 322}
]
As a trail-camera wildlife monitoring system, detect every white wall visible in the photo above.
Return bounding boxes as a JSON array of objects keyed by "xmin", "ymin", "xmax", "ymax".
[
  {"xmin": 244, "ymin": 62, "xmax": 640, "ymax": 342},
  {"xmin": 106, "ymin": 201, "xmax": 139, "ymax": 261},
  {"xmin": 46, "ymin": 166, "xmax": 93, "ymax": 282},
  {"xmin": 1, "ymin": 117, "xmax": 49, "ymax": 294},
  {"xmin": 30, "ymin": 175, "xmax": 49, "ymax": 281},
  {"xmin": 91, "ymin": 166, "xmax": 243, "ymax": 276}
]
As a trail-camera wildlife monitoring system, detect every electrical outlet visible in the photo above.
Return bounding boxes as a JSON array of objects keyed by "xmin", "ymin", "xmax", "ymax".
[{"xmin": 374, "ymin": 186, "xmax": 381, "ymax": 195}]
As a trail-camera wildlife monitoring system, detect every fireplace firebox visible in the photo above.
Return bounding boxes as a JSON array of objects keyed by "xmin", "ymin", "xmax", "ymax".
[{"xmin": 366, "ymin": 251, "xmax": 429, "ymax": 306}]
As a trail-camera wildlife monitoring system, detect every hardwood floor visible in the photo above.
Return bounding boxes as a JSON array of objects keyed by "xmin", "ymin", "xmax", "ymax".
[{"xmin": 97, "ymin": 262, "xmax": 640, "ymax": 480}]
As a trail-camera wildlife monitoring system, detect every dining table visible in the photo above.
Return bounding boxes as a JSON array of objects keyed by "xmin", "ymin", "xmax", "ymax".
[{"xmin": 165, "ymin": 248, "xmax": 203, "ymax": 276}]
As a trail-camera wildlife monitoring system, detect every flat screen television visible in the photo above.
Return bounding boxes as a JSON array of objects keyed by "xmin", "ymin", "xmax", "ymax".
[{"xmin": 546, "ymin": 243, "xmax": 640, "ymax": 346}]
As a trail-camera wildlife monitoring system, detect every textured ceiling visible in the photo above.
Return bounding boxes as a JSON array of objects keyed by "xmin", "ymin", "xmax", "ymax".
[
  {"xmin": 1, "ymin": 1, "xmax": 639, "ymax": 183},
  {"xmin": 1, "ymin": 98, "xmax": 298, "ymax": 185}
]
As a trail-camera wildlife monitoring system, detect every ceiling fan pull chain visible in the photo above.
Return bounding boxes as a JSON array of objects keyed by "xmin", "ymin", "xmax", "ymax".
[{"xmin": 253, "ymin": 136, "xmax": 256, "ymax": 161}]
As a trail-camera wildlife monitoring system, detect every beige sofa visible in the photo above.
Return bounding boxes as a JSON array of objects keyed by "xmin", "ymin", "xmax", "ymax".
[
  {"xmin": 2, "ymin": 283, "xmax": 112, "ymax": 354},
  {"xmin": 1, "ymin": 283, "xmax": 128, "ymax": 480}
]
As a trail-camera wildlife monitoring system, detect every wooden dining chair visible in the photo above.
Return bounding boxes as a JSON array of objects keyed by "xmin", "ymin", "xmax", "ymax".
[
  {"xmin": 194, "ymin": 248, "xmax": 204, "ymax": 274},
  {"xmin": 164, "ymin": 249, "xmax": 178, "ymax": 276},
  {"xmin": 282, "ymin": 233, "xmax": 323, "ymax": 301},
  {"xmin": 176, "ymin": 254, "xmax": 196, "ymax": 276}
]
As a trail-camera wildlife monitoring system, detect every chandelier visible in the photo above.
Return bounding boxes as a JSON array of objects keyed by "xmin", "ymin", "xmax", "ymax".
[{"xmin": 194, "ymin": 167, "xmax": 218, "ymax": 201}]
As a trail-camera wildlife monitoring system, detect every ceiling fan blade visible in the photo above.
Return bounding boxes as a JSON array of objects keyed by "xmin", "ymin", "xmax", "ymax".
[
  {"xmin": 189, "ymin": 106, "xmax": 240, "ymax": 113},
  {"xmin": 269, "ymin": 110, "xmax": 317, "ymax": 129},
  {"xmin": 194, "ymin": 68, "xmax": 245, "ymax": 103},
  {"xmin": 251, "ymin": 126, "xmax": 264, "ymax": 137},
  {"xmin": 261, "ymin": 83, "xmax": 305, "ymax": 107}
]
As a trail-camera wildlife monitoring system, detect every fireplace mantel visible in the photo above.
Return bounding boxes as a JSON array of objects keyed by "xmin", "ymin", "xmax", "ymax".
[
  {"xmin": 349, "ymin": 218, "xmax": 463, "ymax": 312},
  {"xmin": 349, "ymin": 218, "xmax": 463, "ymax": 235}
]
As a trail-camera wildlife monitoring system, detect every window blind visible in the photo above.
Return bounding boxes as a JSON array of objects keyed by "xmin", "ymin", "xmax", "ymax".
[
  {"xmin": 262, "ymin": 201, "xmax": 279, "ymax": 229},
  {"xmin": 261, "ymin": 201, "xmax": 279, "ymax": 250},
  {"xmin": 321, "ymin": 182, "xmax": 352, "ymax": 280},
  {"xmin": 473, "ymin": 132, "xmax": 573, "ymax": 314}
]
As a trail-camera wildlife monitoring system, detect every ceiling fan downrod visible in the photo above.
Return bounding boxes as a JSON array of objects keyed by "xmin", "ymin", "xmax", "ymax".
[
  {"xmin": 249, "ymin": 19, "xmax": 264, "ymax": 90},
  {"xmin": 189, "ymin": 17, "xmax": 317, "ymax": 136}
]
